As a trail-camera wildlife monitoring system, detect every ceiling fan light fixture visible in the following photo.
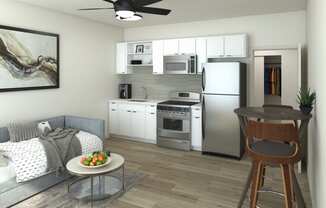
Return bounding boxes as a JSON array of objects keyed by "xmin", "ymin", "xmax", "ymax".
[
  {"xmin": 116, "ymin": 10, "xmax": 135, "ymax": 18},
  {"xmin": 116, "ymin": 14, "xmax": 143, "ymax": 21}
]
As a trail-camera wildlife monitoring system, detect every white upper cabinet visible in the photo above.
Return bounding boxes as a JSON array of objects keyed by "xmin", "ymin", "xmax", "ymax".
[
  {"xmin": 195, "ymin": 38, "xmax": 207, "ymax": 74},
  {"xmin": 164, "ymin": 38, "xmax": 196, "ymax": 55},
  {"xmin": 152, "ymin": 40, "xmax": 164, "ymax": 75},
  {"xmin": 206, "ymin": 36, "xmax": 225, "ymax": 58},
  {"xmin": 163, "ymin": 39, "xmax": 179, "ymax": 55},
  {"xmin": 116, "ymin": 34, "xmax": 248, "ymax": 75},
  {"xmin": 224, "ymin": 34, "xmax": 247, "ymax": 58},
  {"xmin": 116, "ymin": 42, "xmax": 130, "ymax": 74},
  {"xmin": 179, "ymin": 38, "xmax": 196, "ymax": 54},
  {"xmin": 206, "ymin": 34, "xmax": 247, "ymax": 58}
]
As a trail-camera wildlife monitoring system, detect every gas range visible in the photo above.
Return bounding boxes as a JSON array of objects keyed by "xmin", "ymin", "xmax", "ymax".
[{"xmin": 157, "ymin": 92, "xmax": 200, "ymax": 151}]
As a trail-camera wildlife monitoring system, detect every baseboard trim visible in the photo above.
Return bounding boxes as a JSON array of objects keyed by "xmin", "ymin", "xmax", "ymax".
[{"xmin": 109, "ymin": 135, "xmax": 157, "ymax": 145}]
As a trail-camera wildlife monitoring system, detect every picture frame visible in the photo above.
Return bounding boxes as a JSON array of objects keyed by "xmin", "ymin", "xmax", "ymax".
[
  {"xmin": 135, "ymin": 44, "xmax": 144, "ymax": 54},
  {"xmin": 0, "ymin": 25, "xmax": 59, "ymax": 92}
]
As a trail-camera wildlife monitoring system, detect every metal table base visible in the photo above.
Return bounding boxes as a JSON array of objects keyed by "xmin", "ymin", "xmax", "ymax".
[{"xmin": 68, "ymin": 165, "xmax": 125, "ymax": 208}]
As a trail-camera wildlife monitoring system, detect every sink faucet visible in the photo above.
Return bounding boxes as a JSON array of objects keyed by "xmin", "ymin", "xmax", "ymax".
[{"xmin": 142, "ymin": 86, "xmax": 148, "ymax": 99}]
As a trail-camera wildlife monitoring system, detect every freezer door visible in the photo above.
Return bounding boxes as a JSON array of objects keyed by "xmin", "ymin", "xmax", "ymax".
[
  {"xmin": 202, "ymin": 62, "xmax": 240, "ymax": 95},
  {"xmin": 202, "ymin": 94, "xmax": 241, "ymax": 157}
]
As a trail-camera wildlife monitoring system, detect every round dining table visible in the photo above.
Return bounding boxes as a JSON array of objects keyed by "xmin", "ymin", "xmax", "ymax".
[{"xmin": 234, "ymin": 106, "xmax": 312, "ymax": 208}]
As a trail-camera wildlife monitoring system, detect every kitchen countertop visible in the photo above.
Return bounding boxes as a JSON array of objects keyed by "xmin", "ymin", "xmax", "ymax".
[
  {"xmin": 191, "ymin": 103, "xmax": 202, "ymax": 108},
  {"xmin": 109, "ymin": 98, "xmax": 167, "ymax": 105}
]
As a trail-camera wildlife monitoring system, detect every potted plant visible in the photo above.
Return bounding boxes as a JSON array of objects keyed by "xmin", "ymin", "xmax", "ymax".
[{"xmin": 297, "ymin": 88, "xmax": 316, "ymax": 114}]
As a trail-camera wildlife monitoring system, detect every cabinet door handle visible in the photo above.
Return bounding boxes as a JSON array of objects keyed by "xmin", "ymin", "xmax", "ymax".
[
  {"xmin": 111, "ymin": 109, "xmax": 116, "ymax": 112},
  {"xmin": 150, "ymin": 105, "xmax": 155, "ymax": 107},
  {"xmin": 127, "ymin": 110, "xmax": 131, "ymax": 112},
  {"xmin": 133, "ymin": 111, "xmax": 137, "ymax": 113},
  {"xmin": 112, "ymin": 102, "xmax": 116, "ymax": 104},
  {"xmin": 195, "ymin": 117, "xmax": 200, "ymax": 119},
  {"xmin": 150, "ymin": 113, "xmax": 155, "ymax": 115}
]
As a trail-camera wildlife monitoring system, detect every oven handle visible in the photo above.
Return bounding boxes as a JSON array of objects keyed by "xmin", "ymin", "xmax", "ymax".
[{"xmin": 157, "ymin": 128, "xmax": 190, "ymax": 134}]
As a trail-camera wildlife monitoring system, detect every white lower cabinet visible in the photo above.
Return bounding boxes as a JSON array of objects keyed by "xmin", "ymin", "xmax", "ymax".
[
  {"xmin": 109, "ymin": 102, "xmax": 120, "ymax": 135},
  {"xmin": 191, "ymin": 106, "xmax": 202, "ymax": 151},
  {"xmin": 145, "ymin": 105, "xmax": 157, "ymax": 143},
  {"xmin": 130, "ymin": 105, "xmax": 146, "ymax": 138},
  {"xmin": 109, "ymin": 101, "xmax": 157, "ymax": 143},
  {"xmin": 118, "ymin": 104, "xmax": 132, "ymax": 136}
]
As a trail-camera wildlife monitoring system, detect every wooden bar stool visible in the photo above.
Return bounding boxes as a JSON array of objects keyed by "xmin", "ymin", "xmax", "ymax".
[{"xmin": 246, "ymin": 120, "xmax": 301, "ymax": 208}]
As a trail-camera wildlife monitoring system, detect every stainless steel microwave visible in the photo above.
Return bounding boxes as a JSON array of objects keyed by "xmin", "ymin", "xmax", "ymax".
[{"xmin": 163, "ymin": 54, "xmax": 197, "ymax": 74}]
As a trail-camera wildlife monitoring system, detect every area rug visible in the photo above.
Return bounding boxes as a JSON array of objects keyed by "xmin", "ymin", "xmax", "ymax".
[
  {"xmin": 0, "ymin": 172, "xmax": 70, "ymax": 208},
  {"xmin": 10, "ymin": 169, "xmax": 145, "ymax": 208}
]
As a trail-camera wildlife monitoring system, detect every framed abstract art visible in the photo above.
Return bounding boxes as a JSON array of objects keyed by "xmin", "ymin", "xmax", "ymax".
[{"xmin": 0, "ymin": 25, "xmax": 59, "ymax": 92}]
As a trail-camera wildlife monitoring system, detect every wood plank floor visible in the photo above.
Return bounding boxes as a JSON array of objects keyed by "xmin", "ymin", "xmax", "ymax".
[{"xmin": 14, "ymin": 138, "xmax": 312, "ymax": 208}]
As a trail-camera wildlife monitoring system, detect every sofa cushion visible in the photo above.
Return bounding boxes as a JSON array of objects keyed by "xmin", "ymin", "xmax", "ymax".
[
  {"xmin": 7, "ymin": 122, "xmax": 39, "ymax": 142},
  {"xmin": 0, "ymin": 127, "xmax": 9, "ymax": 143}
]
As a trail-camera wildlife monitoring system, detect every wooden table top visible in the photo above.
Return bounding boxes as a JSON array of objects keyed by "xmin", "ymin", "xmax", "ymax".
[{"xmin": 234, "ymin": 107, "xmax": 312, "ymax": 121}]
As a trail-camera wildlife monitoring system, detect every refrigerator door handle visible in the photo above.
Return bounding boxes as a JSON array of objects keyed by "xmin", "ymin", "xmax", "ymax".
[
  {"xmin": 202, "ymin": 95, "xmax": 206, "ymax": 140},
  {"xmin": 202, "ymin": 67, "xmax": 206, "ymax": 91}
]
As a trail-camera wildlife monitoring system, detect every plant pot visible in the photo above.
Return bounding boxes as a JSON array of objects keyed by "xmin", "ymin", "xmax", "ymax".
[{"xmin": 300, "ymin": 105, "xmax": 313, "ymax": 114}]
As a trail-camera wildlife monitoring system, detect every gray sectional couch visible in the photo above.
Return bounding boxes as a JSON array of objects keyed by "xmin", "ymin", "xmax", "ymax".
[{"xmin": 0, "ymin": 115, "xmax": 105, "ymax": 208}]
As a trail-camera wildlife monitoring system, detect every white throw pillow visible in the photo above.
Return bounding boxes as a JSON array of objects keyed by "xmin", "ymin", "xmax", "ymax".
[{"xmin": 38, "ymin": 121, "xmax": 52, "ymax": 134}]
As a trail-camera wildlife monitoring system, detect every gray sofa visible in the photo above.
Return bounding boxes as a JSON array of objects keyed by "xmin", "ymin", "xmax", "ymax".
[{"xmin": 0, "ymin": 115, "xmax": 105, "ymax": 208}]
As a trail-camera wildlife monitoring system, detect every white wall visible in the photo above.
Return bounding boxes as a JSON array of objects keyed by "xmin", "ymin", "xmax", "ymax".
[
  {"xmin": 307, "ymin": 0, "xmax": 326, "ymax": 207},
  {"xmin": 124, "ymin": 11, "xmax": 306, "ymax": 105},
  {"xmin": 0, "ymin": 0, "xmax": 123, "ymax": 136}
]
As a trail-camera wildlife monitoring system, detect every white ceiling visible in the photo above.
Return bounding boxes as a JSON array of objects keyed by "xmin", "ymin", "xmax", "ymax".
[{"xmin": 15, "ymin": 0, "xmax": 306, "ymax": 28}]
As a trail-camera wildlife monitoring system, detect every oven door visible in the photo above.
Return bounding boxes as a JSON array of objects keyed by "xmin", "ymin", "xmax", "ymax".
[
  {"xmin": 157, "ymin": 111, "xmax": 191, "ymax": 140},
  {"xmin": 163, "ymin": 55, "xmax": 189, "ymax": 74}
]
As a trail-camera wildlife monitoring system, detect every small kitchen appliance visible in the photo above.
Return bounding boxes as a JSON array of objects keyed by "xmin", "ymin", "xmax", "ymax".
[
  {"xmin": 119, "ymin": 84, "xmax": 132, "ymax": 99},
  {"xmin": 163, "ymin": 54, "xmax": 197, "ymax": 74}
]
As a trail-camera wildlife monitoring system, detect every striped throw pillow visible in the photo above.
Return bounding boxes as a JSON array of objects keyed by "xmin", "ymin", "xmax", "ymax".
[{"xmin": 7, "ymin": 122, "xmax": 40, "ymax": 142}]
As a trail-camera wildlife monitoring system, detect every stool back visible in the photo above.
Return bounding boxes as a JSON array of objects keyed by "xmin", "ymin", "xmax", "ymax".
[{"xmin": 245, "ymin": 120, "xmax": 301, "ymax": 163}]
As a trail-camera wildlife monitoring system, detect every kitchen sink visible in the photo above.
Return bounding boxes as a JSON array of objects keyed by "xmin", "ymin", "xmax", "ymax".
[{"xmin": 129, "ymin": 99, "xmax": 148, "ymax": 102}]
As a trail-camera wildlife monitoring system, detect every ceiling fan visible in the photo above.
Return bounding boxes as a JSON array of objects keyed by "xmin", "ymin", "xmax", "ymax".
[{"xmin": 79, "ymin": 0, "xmax": 171, "ymax": 21}]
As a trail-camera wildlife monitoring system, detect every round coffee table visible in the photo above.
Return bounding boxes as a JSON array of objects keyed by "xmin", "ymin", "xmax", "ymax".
[{"xmin": 66, "ymin": 153, "xmax": 125, "ymax": 207}]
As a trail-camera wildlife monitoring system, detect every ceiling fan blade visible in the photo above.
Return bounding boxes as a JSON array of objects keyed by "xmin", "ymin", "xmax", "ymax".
[
  {"xmin": 136, "ymin": 6, "xmax": 171, "ymax": 15},
  {"xmin": 102, "ymin": 0, "xmax": 116, "ymax": 3},
  {"xmin": 78, "ymin": 7, "xmax": 114, "ymax": 11},
  {"xmin": 133, "ymin": 0, "xmax": 162, "ymax": 6}
]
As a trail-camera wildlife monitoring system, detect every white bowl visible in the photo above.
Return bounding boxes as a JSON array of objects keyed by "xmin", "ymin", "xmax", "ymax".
[{"xmin": 79, "ymin": 156, "xmax": 112, "ymax": 169}]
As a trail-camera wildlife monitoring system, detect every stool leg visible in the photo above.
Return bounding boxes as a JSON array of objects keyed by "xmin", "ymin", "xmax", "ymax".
[
  {"xmin": 250, "ymin": 161, "xmax": 263, "ymax": 208},
  {"xmin": 281, "ymin": 164, "xmax": 293, "ymax": 208},
  {"xmin": 259, "ymin": 166, "xmax": 266, "ymax": 188},
  {"xmin": 290, "ymin": 164, "xmax": 296, "ymax": 203}
]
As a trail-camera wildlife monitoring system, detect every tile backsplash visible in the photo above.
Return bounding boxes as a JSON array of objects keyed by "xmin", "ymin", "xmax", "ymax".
[{"xmin": 119, "ymin": 68, "xmax": 201, "ymax": 99}]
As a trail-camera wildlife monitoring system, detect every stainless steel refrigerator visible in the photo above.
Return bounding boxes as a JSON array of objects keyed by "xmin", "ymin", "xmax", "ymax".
[{"xmin": 201, "ymin": 62, "xmax": 247, "ymax": 159}]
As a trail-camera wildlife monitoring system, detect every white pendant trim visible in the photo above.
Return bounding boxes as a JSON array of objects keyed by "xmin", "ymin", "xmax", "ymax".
[{"xmin": 116, "ymin": 14, "xmax": 143, "ymax": 21}]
